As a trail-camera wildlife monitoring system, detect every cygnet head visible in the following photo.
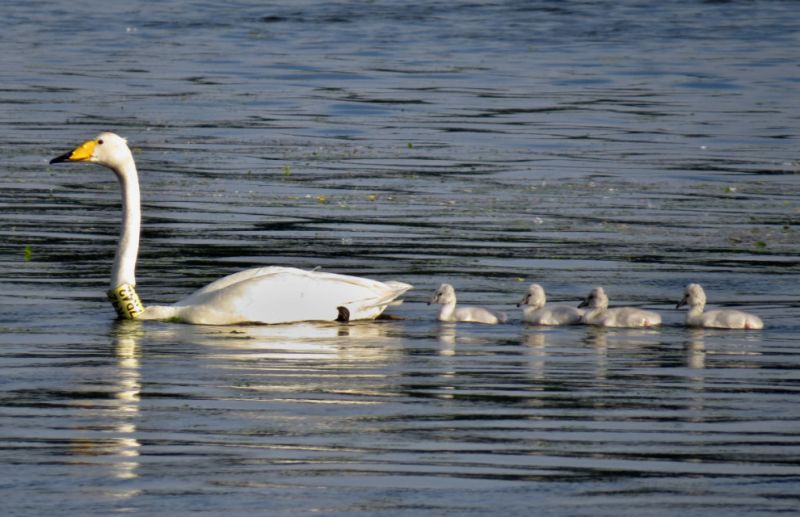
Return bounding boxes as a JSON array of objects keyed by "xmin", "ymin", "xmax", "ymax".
[
  {"xmin": 677, "ymin": 283, "xmax": 706, "ymax": 309},
  {"xmin": 51, "ymin": 132, "xmax": 134, "ymax": 174},
  {"xmin": 429, "ymin": 283, "xmax": 456, "ymax": 306},
  {"xmin": 578, "ymin": 287, "xmax": 608, "ymax": 310},
  {"xmin": 518, "ymin": 283, "xmax": 546, "ymax": 308}
]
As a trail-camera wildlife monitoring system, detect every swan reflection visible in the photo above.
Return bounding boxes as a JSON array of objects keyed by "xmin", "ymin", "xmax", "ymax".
[
  {"xmin": 143, "ymin": 320, "xmax": 403, "ymax": 363},
  {"xmin": 523, "ymin": 332, "xmax": 547, "ymax": 381},
  {"xmin": 685, "ymin": 328, "xmax": 706, "ymax": 369},
  {"xmin": 110, "ymin": 322, "xmax": 142, "ymax": 484},
  {"xmin": 437, "ymin": 322, "xmax": 457, "ymax": 355},
  {"xmin": 67, "ymin": 322, "xmax": 143, "ymax": 500}
]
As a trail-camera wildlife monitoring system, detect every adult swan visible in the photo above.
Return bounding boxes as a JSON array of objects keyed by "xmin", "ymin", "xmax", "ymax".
[{"xmin": 50, "ymin": 132, "xmax": 412, "ymax": 324}]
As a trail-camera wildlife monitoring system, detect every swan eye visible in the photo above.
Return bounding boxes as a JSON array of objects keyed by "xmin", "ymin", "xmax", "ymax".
[{"xmin": 98, "ymin": 139, "xmax": 104, "ymax": 145}]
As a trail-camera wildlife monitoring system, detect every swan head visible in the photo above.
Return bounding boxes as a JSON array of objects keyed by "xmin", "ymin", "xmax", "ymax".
[
  {"xmin": 578, "ymin": 287, "xmax": 607, "ymax": 310},
  {"xmin": 50, "ymin": 132, "xmax": 134, "ymax": 173},
  {"xmin": 428, "ymin": 283, "xmax": 456, "ymax": 305},
  {"xmin": 677, "ymin": 283, "xmax": 706, "ymax": 309},
  {"xmin": 518, "ymin": 283, "xmax": 546, "ymax": 308}
]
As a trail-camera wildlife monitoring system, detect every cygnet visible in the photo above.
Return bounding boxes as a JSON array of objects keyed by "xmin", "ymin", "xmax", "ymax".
[
  {"xmin": 677, "ymin": 283, "xmax": 763, "ymax": 329},
  {"xmin": 429, "ymin": 283, "xmax": 507, "ymax": 324},
  {"xmin": 578, "ymin": 287, "xmax": 661, "ymax": 328},
  {"xmin": 518, "ymin": 283, "xmax": 583, "ymax": 325}
]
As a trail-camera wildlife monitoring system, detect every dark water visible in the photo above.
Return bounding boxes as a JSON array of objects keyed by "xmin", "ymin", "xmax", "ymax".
[{"xmin": 2, "ymin": 0, "xmax": 799, "ymax": 515}]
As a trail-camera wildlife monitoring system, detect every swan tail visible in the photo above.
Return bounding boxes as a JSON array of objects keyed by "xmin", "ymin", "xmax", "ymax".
[
  {"xmin": 382, "ymin": 281, "xmax": 413, "ymax": 307},
  {"xmin": 343, "ymin": 281, "xmax": 413, "ymax": 320},
  {"xmin": 365, "ymin": 281, "xmax": 413, "ymax": 310}
]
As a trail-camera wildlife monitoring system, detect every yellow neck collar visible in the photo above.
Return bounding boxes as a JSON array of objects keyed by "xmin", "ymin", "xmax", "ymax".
[{"xmin": 107, "ymin": 284, "xmax": 145, "ymax": 320}]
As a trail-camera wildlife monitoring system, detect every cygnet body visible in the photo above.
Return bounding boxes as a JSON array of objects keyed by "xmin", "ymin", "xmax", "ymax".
[
  {"xmin": 518, "ymin": 284, "xmax": 583, "ymax": 325},
  {"xmin": 578, "ymin": 287, "xmax": 661, "ymax": 328},
  {"xmin": 429, "ymin": 283, "xmax": 506, "ymax": 324},
  {"xmin": 677, "ymin": 283, "xmax": 763, "ymax": 329}
]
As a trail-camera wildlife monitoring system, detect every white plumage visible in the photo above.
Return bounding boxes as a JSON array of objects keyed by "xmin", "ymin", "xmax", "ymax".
[
  {"xmin": 677, "ymin": 283, "xmax": 763, "ymax": 330},
  {"xmin": 579, "ymin": 287, "xmax": 661, "ymax": 328},
  {"xmin": 51, "ymin": 132, "xmax": 411, "ymax": 325},
  {"xmin": 429, "ymin": 283, "xmax": 506, "ymax": 324},
  {"xmin": 517, "ymin": 284, "xmax": 583, "ymax": 325}
]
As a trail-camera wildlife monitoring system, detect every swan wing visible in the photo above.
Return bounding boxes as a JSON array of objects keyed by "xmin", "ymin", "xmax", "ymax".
[
  {"xmin": 584, "ymin": 307, "xmax": 660, "ymax": 327},
  {"xmin": 159, "ymin": 267, "xmax": 411, "ymax": 325},
  {"xmin": 613, "ymin": 307, "xmax": 661, "ymax": 327},
  {"xmin": 454, "ymin": 306, "xmax": 506, "ymax": 324},
  {"xmin": 190, "ymin": 266, "xmax": 307, "ymax": 296},
  {"xmin": 544, "ymin": 305, "xmax": 584, "ymax": 325},
  {"xmin": 701, "ymin": 309, "xmax": 763, "ymax": 329}
]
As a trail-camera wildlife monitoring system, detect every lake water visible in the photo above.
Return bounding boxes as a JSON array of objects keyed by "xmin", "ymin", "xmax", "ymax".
[{"xmin": 1, "ymin": 0, "xmax": 799, "ymax": 515}]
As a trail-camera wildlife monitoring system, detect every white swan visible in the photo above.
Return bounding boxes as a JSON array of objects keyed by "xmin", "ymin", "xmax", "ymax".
[
  {"xmin": 428, "ymin": 283, "xmax": 506, "ymax": 324},
  {"xmin": 50, "ymin": 132, "xmax": 412, "ymax": 325},
  {"xmin": 517, "ymin": 284, "xmax": 583, "ymax": 325},
  {"xmin": 677, "ymin": 283, "xmax": 764, "ymax": 329},
  {"xmin": 578, "ymin": 287, "xmax": 661, "ymax": 328}
]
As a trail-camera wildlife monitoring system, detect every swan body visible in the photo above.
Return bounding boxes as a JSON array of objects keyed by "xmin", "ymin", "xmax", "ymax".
[
  {"xmin": 578, "ymin": 287, "xmax": 661, "ymax": 328},
  {"xmin": 677, "ymin": 283, "xmax": 763, "ymax": 330},
  {"xmin": 51, "ymin": 132, "xmax": 411, "ymax": 324},
  {"xmin": 518, "ymin": 284, "xmax": 583, "ymax": 325},
  {"xmin": 429, "ymin": 283, "xmax": 506, "ymax": 324}
]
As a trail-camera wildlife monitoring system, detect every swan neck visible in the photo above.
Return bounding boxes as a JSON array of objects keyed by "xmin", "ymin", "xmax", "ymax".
[
  {"xmin": 438, "ymin": 301, "xmax": 456, "ymax": 321},
  {"xmin": 522, "ymin": 306, "xmax": 539, "ymax": 317},
  {"xmin": 585, "ymin": 307, "xmax": 604, "ymax": 320},
  {"xmin": 687, "ymin": 305, "xmax": 704, "ymax": 319},
  {"xmin": 112, "ymin": 158, "xmax": 141, "ymax": 290}
]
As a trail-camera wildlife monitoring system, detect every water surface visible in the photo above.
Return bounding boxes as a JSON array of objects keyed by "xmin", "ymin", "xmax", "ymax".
[{"xmin": 1, "ymin": 0, "xmax": 799, "ymax": 515}]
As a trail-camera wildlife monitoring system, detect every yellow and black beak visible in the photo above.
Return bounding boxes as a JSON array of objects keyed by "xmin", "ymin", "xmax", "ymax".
[{"xmin": 50, "ymin": 139, "xmax": 97, "ymax": 164}]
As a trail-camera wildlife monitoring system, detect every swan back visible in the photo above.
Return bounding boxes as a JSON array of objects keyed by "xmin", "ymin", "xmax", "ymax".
[
  {"xmin": 522, "ymin": 305, "xmax": 584, "ymax": 326},
  {"xmin": 453, "ymin": 306, "xmax": 507, "ymax": 324},
  {"xmin": 588, "ymin": 307, "xmax": 662, "ymax": 328},
  {"xmin": 691, "ymin": 309, "xmax": 764, "ymax": 330},
  {"xmin": 144, "ymin": 267, "xmax": 412, "ymax": 325}
]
